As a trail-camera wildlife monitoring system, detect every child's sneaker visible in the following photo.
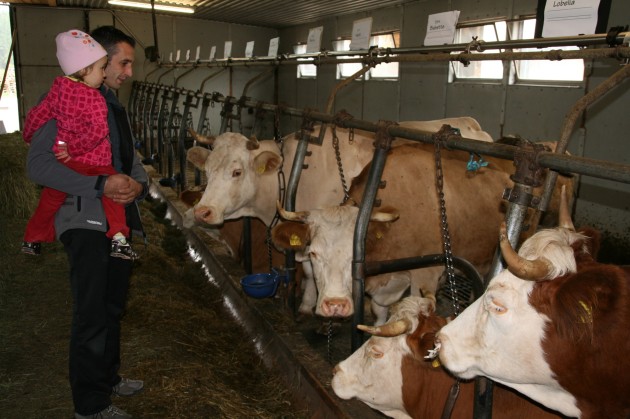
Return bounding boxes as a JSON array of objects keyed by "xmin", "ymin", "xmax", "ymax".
[
  {"xmin": 110, "ymin": 238, "xmax": 139, "ymax": 260},
  {"xmin": 21, "ymin": 241, "xmax": 41, "ymax": 255}
]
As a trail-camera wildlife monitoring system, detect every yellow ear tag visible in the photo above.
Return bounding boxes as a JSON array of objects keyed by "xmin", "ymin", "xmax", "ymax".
[
  {"xmin": 290, "ymin": 234, "xmax": 302, "ymax": 247},
  {"xmin": 376, "ymin": 231, "xmax": 383, "ymax": 239},
  {"xmin": 432, "ymin": 359, "xmax": 441, "ymax": 368},
  {"xmin": 256, "ymin": 165, "xmax": 266, "ymax": 174},
  {"xmin": 578, "ymin": 300, "xmax": 593, "ymax": 324}
]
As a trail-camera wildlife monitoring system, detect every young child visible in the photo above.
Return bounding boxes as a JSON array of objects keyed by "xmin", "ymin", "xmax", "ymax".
[{"xmin": 22, "ymin": 29, "xmax": 138, "ymax": 260}]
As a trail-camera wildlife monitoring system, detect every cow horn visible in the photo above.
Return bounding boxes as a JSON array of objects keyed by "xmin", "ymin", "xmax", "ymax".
[
  {"xmin": 370, "ymin": 211, "xmax": 399, "ymax": 222},
  {"xmin": 276, "ymin": 201, "xmax": 309, "ymax": 222},
  {"xmin": 246, "ymin": 136, "xmax": 260, "ymax": 150},
  {"xmin": 188, "ymin": 128, "xmax": 216, "ymax": 146},
  {"xmin": 357, "ymin": 318, "xmax": 412, "ymax": 337},
  {"xmin": 558, "ymin": 185, "xmax": 575, "ymax": 231},
  {"xmin": 499, "ymin": 222, "xmax": 551, "ymax": 281}
]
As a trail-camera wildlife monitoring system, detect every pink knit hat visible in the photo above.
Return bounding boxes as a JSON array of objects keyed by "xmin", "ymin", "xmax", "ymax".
[{"xmin": 55, "ymin": 29, "xmax": 107, "ymax": 76}]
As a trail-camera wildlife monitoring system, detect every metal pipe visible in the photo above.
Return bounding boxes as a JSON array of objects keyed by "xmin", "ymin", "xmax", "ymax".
[
  {"xmin": 135, "ymin": 80, "xmax": 630, "ymax": 185},
  {"xmin": 198, "ymin": 68, "xmax": 226, "ymax": 92},
  {"xmin": 149, "ymin": 45, "xmax": 630, "ymax": 69},
  {"xmin": 351, "ymin": 141, "xmax": 390, "ymax": 351},
  {"xmin": 537, "ymin": 63, "xmax": 630, "ymax": 211}
]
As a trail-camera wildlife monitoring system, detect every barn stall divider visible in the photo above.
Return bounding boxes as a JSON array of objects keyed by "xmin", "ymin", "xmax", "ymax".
[{"xmin": 128, "ymin": 36, "xmax": 630, "ymax": 419}]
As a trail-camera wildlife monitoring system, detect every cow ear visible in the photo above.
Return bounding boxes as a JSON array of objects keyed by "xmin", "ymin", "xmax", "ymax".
[
  {"xmin": 406, "ymin": 314, "xmax": 447, "ymax": 363},
  {"xmin": 187, "ymin": 146, "xmax": 211, "ymax": 170},
  {"xmin": 575, "ymin": 227, "xmax": 600, "ymax": 261},
  {"xmin": 271, "ymin": 221, "xmax": 310, "ymax": 251},
  {"xmin": 253, "ymin": 151, "xmax": 282, "ymax": 175}
]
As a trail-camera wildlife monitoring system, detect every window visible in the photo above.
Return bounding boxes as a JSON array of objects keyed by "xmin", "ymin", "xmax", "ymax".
[
  {"xmin": 333, "ymin": 31, "xmax": 400, "ymax": 80},
  {"xmin": 450, "ymin": 22, "xmax": 507, "ymax": 81},
  {"xmin": 295, "ymin": 44, "xmax": 317, "ymax": 79},
  {"xmin": 367, "ymin": 32, "xmax": 400, "ymax": 80},
  {"xmin": 512, "ymin": 19, "xmax": 584, "ymax": 82}
]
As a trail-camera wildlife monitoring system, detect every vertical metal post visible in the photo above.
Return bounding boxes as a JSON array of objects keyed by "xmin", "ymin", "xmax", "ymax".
[
  {"xmin": 164, "ymin": 90, "xmax": 180, "ymax": 181},
  {"xmin": 176, "ymin": 93, "xmax": 196, "ymax": 189},
  {"xmin": 473, "ymin": 140, "xmax": 548, "ymax": 419},
  {"xmin": 283, "ymin": 117, "xmax": 315, "ymax": 313},
  {"xmin": 193, "ymin": 95, "xmax": 212, "ymax": 186},
  {"xmin": 351, "ymin": 121, "xmax": 395, "ymax": 352}
]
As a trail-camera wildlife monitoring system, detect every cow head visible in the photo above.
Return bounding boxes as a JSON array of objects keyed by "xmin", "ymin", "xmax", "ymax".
[
  {"xmin": 436, "ymin": 187, "xmax": 589, "ymax": 417},
  {"xmin": 186, "ymin": 131, "xmax": 282, "ymax": 225},
  {"xmin": 331, "ymin": 295, "xmax": 442, "ymax": 418},
  {"xmin": 272, "ymin": 203, "xmax": 399, "ymax": 318}
]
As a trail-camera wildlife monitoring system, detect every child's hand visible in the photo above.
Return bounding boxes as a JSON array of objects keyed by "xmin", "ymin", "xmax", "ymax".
[{"xmin": 55, "ymin": 141, "xmax": 71, "ymax": 163}]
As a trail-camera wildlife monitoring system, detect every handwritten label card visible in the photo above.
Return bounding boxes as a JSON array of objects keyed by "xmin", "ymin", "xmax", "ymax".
[
  {"xmin": 224, "ymin": 41, "xmax": 232, "ymax": 59},
  {"xmin": 543, "ymin": 0, "xmax": 600, "ymax": 37},
  {"xmin": 424, "ymin": 10, "xmax": 460, "ymax": 46},
  {"xmin": 306, "ymin": 26, "xmax": 323, "ymax": 53},
  {"xmin": 245, "ymin": 41, "xmax": 255, "ymax": 58},
  {"xmin": 268, "ymin": 37, "xmax": 279, "ymax": 56},
  {"xmin": 350, "ymin": 17, "xmax": 373, "ymax": 50},
  {"xmin": 209, "ymin": 46, "xmax": 216, "ymax": 60}
]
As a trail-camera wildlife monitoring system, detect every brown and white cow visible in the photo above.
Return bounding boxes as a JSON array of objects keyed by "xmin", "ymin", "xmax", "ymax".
[
  {"xmin": 186, "ymin": 118, "xmax": 494, "ymax": 315},
  {"xmin": 331, "ymin": 295, "xmax": 566, "ymax": 419},
  {"xmin": 436, "ymin": 188, "xmax": 630, "ymax": 418},
  {"xmin": 271, "ymin": 142, "xmax": 572, "ymax": 324}
]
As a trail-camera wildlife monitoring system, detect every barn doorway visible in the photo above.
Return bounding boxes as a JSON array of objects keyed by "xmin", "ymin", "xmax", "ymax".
[{"xmin": 0, "ymin": 4, "xmax": 19, "ymax": 134}]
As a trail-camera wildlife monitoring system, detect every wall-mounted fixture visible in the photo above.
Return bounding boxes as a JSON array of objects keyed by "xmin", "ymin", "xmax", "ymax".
[{"xmin": 108, "ymin": 0, "xmax": 195, "ymax": 14}]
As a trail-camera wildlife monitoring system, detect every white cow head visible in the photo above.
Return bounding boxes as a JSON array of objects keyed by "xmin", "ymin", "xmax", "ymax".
[
  {"xmin": 186, "ymin": 131, "xmax": 282, "ymax": 225},
  {"xmin": 436, "ymin": 188, "xmax": 586, "ymax": 417},
  {"xmin": 271, "ymin": 204, "xmax": 399, "ymax": 318},
  {"xmin": 331, "ymin": 295, "xmax": 439, "ymax": 419}
]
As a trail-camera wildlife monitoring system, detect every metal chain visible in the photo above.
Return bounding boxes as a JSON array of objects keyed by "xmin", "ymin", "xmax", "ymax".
[
  {"xmin": 434, "ymin": 137, "xmax": 461, "ymax": 317},
  {"xmin": 327, "ymin": 319, "xmax": 333, "ymax": 365},
  {"xmin": 265, "ymin": 112, "xmax": 286, "ymax": 273},
  {"xmin": 331, "ymin": 125, "xmax": 350, "ymax": 204}
]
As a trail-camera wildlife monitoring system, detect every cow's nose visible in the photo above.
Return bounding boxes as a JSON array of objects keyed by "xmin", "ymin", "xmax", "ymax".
[
  {"xmin": 332, "ymin": 364, "xmax": 341, "ymax": 376},
  {"xmin": 322, "ymin": 298, "xmax": 351, "ymax": 317},
  {"xmin": 194, "ymin": 206, "xmax": 213, "ymax": 222}
]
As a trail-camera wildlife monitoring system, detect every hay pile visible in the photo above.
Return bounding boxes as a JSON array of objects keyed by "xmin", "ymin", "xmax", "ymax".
[{"xmin": 0, "ymin": 132, "xmax": 308, "ymax": 418}]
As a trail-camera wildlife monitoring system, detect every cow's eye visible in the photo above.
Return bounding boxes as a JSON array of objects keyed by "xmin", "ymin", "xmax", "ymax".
[
  {"xmin": 232, "ymin": 169, "xmax": 242, "ymax": 177},
  {"xmin": 309, "ymin": 251, "xmax": 317, "ymax": 260},
  {"xmin": 369, "ymin": 344, "xmax": 384, "ymax": 359},
  {"xmin": 488, "ymin": 298, "xmax": 507, "ymax": 314}
]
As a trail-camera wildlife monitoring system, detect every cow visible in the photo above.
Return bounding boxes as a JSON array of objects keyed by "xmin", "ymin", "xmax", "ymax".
[
  {"xmin": 435, "ymin": 187, "xmax": 630, "ymax": 419},
  {"xmin": 331, "ymin": 295, "xmax": 566, "ymax": 419},
  {"xmin": 271, "ymin": 142, "xmax": 573, "ymax": 324},
  {"xmin": 179, "ymin": 187, "xmax": 286, "ymax": 275},
  {"xmin": 186, "ymin": 118, "xmax": 494, "ymax": 315}
]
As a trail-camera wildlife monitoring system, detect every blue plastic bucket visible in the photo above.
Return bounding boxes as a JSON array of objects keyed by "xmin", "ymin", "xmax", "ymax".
[{"xmin": 240, "ymin": 269, "xmax": 287, "ymax": 299}]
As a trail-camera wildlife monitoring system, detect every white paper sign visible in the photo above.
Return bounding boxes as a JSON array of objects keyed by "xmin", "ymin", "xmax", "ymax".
[
  {"xmin": 543, "ymin": 0, "xmax": 600, "ymax": 37},
  {"xmin": 306, "ymin": 26, "xmax": 323, "ymax": 53},
  {"xmin": 224, "ymin": 41, "xmax": 232, "ymax": 58},
  {"xmin": 185, "ymin": 49, "xmax": 190, "ymax": 61},
  {"xmin": 268, "ymin": 37, "xmax": 279, "ymax": 56},
  {"xmin": 209, "ymin": 46, "xmax": 216, "ymax": 60},
  {"xmin": 169, "ymin": 52, "xmax": 173, "ymax": 62},
  {"xmin": 195, "ymin": 46, "xmax": 200, "ymax": 61},
  {"xmin": 424, "ymin": 11, "xmax": 460, "ymax": 46},
  {"xmin": 350, "ymin": 17, "xmax": 373, "ymax": 50},
  {"xmin": 245, "ymin": 41, "xmax": 255, "ymax": 58},
  {"xmin": 175, "ymin": 49, "xmax": 181, "ymax": 62}
]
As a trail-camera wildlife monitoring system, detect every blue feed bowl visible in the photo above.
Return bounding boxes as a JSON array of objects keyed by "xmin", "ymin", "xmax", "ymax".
[{"xmin": 240, "ymin": 270, "xmax": 287, "ymax": 299}]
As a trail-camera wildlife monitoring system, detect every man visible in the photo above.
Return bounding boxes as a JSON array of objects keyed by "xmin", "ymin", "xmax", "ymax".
[{"xmin": 27, "ymin": 26, "xmax": 147, "ymax": 419}]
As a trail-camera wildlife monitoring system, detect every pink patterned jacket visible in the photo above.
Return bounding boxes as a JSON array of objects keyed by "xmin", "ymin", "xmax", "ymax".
[{"xmin": 24, "ymin": 76, "xmax": 111, "ymax": 166}]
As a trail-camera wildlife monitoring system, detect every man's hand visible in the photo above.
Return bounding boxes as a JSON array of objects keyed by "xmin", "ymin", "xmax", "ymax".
[
  {"xmin": 55, "ymin": 142, "xmax": 71, "ymax": 163},
  {"xmin": 104, "ymin": 174, "xmax": 143, "ymax": 205}
]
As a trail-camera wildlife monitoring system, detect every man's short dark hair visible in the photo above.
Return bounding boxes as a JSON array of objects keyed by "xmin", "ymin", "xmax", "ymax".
[{"xmin": 90, "ymin": 26, "xmax": 136, "ymax": 58}]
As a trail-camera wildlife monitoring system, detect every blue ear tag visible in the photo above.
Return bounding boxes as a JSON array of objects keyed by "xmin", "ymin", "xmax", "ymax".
[{"xmin": 467, "ymin": 153, "xmax": 489, "ymax": 172}]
